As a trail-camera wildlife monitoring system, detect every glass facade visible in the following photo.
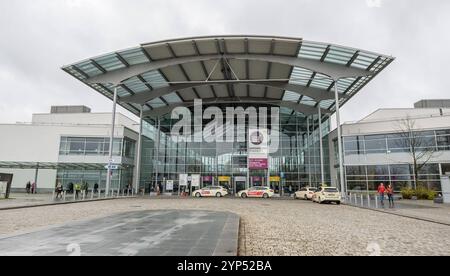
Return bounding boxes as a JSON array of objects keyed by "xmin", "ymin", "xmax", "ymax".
[
  {"xmin": 343, "ymin": 129, "xmax": 450, "ymax": 192},
  {"xmin": 59, "ymin": 136, "xmax": 136, "ymax": 158},
  {"xmin": 343, "ymin": 129, "xmax": 450, "ymax": 156},
  {"xmin": 138, "ymin": 104, "xmax": 331, "ymax": 194},
  {"xmin": 57, "ymin": 136, "xmax": 136, "ymax": 191},
  {"xmin": 346, "ymin": 164, "xmax": 441, "ymax": 192}
]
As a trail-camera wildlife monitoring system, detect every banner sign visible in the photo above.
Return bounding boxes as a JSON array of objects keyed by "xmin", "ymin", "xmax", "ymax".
[
  {"xmin": 248, "ymin": 128, "xmax": 269, "ymax": 169},
  {"xmin": 191, "ymin": 174, "xmax": 201, "ymax": 187},
  {"xmin": 179, "ymin": 174, "xmax": 188, "ymax": 186},
  {"xmin": 249, "ymin": 158, "xmax": 269, "ymax": 170},
  {"xmin": 202, "ymin": 176, "xmax": 213, "ymax": 182},
  {"xmin": 166, "ymin": 180, "xmax": 174, "ymax": 191}
]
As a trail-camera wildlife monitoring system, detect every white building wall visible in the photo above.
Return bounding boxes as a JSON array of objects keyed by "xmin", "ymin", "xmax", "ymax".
[
  {"xmin": 0, "ymin": 168, "xmax": 56, "ymax": 192},
  {"xmin": 343, "ymin": 108, "xmax": 450, "ymax": 136},
  {"xmin": 0, "ymin": 112, "xmax": 138, "ymax": 192}
]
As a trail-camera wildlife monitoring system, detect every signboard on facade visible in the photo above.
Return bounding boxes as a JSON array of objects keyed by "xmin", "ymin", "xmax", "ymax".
[
  {"xmin": 202, "ymin": 176, "xmax": 213, "ymax": 182},
  {"xmin": 218, "ymin": 176, "xmax": 231, "ymax": 182},
  {"xmin": 191, "ymin": 175, "xmax": 201, "ymax": 187},
  {"xmin": 248, "ymin": 128, "xmax": 269, "ymax": 170},
  {"xmin": 179, "ymin": 174, "xmax": 188, "ymax": 186},
  {"xmin": 234, "ymin": 176, "xmax": 246, "ymax": 182},
  {"xmin": 0, "ymin": 173, "xmax": 13, "ymax": 199},
  {"xmin": 0, "ymin": 182, "xmax": 7, "ymax": 198},
  {"xmin": 166, "ymin": 180, "xmax": 174, "ymax": 191},
  {"xmin": 270, "ymin": 176, "xmax": 281, "ymax": 182}
]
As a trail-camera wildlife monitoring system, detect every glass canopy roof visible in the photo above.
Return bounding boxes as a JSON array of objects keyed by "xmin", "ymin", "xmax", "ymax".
[{"xmin": 62, "ymin": 35, "xmax": 394, "ymax": 121}]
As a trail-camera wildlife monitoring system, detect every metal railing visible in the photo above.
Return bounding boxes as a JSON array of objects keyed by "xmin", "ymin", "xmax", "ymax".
[{"xmin": 51, "ymin": 188, "xmax": 136, "ymax": 202}]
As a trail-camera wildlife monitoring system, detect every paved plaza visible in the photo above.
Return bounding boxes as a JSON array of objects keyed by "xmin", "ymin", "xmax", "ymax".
[
  {"xmin": 1, "ymin": 197, "xmax": 450, "ymax": 256},
  {"xmin": 0, "ymin": 210, "xmax": 239, "ymax": 256}
]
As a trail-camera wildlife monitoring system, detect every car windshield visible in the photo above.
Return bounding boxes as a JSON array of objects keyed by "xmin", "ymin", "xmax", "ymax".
[{"xmin": 324, "ymin": 188, "xmax": 339, "ymax": 193}]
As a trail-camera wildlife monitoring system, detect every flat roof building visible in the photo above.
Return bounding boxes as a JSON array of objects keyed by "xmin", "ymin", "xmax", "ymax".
[{"xmin": 329, "ymin": 103, "xmax": 450, "ymax": 192}]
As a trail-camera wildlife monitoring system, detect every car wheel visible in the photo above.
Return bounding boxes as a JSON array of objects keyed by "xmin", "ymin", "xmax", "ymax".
[
  {"xmin": 304, "ymin": 195, "xmax": 308, "ymax": 200},
  {"xmin": 263, "ymin": 193, "xmax": 269, "ymax": 199},
  {"xmin": 336, "ymin": 201, "xmax": 341, "ymax": 205},
  {"xmin": 318, "ymin": 197, "xmax": 323, "ymax": 204},
  {"xmin": 241, "ymin": 193, "xmax": 248, "ymax": 198},
  {"xmin": 195, "ymin": 193, "xmax": 201, "ymax": 198},
  {"xmin": 216, "ymin": 192, "xmax": 222, "ymax": 198}
]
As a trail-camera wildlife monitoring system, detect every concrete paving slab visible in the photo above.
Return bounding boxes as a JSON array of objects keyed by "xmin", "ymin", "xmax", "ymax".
[{"xmin": 0, "ymin": 210, "xmax": 240, "ymax": 256}]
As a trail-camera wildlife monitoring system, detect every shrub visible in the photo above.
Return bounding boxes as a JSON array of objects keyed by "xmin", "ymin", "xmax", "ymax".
[
  {"xmin": 426, "ymin": 190, "xmax": 437, "ymax": 200},
  {"xmin": 401, "ymin": 186, "xmax": 437, "ymax": 200},
  {"xmin": 401, "ymin": 188, "xmax": 414, "ymax": 200},
  {"xmin": 415, "ymin": 186, "xmax": 429, "ymax": 200}
]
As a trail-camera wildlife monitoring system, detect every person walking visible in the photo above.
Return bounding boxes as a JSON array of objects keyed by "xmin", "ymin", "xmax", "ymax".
[
  {"xmin": 75, "ymin": 183, "xmax": 81, "ymax": 199},
  {"xmin": 26, "ymin": 181, "xmax": 31, "ymax": 194},
  {"xmin": 377, "ymin": 183, "xmax": 386, "ymax": 207},
  {"xmin": 55, "ymin": 182, "xmax": 63, "ymax": 199},
  {"xmin": 82, "ymin": 182, "xmax": 89, "ymax": 198},
  {"xmin": 386, "ymin": 184, "xmax": 395, "ymax": 208},
  {"xmin": 94, "ymin": 183, "xmax": 99, "ymax": 194},
  {"xmin": 31, "ymin": 182, "xmax": 36, "ymax": 194}
]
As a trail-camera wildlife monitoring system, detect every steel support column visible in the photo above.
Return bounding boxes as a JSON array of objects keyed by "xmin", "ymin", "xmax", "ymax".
[
  {"xmin": 334, "ymin": 79, "xmax": 346, "ymax": 198},
  {"xmin": 307, "ymin": 116, "xmax": 312, "ymax": 187},
  {"xmin": 318, "ymin": 104, "xmax": 325, "ymax": 185},
  {"xmin": 135, "ymin": 105, "xmax": 144, "ymax": 194},
  {"xmin": 106, "ymin": 87, "xmax": 118, "ymax": 196}
]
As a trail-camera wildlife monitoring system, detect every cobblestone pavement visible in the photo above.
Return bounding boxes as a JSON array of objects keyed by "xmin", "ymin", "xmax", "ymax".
[{"xmin": 1, "ymin": 198, "xmax": 449, "ymax": 256}]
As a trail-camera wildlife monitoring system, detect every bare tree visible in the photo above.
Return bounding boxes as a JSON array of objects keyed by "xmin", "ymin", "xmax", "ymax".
[{"xmin": 396, "ymin": 117, "xmax": 439, "ymax": 189}]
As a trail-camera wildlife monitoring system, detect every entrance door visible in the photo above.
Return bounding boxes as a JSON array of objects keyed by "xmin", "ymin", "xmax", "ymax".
[{"xmin": 234, "ymin": 176, "xmax": 247, "ymax": 194}]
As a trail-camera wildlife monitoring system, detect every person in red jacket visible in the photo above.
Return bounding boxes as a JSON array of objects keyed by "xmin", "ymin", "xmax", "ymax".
[
  {"xmin": 377, "ymin": 183, "xmax": 386, "ymax": 207},
  {"xmin": 386, "ymin": 184, "xmax": 395, "ymax": 208}
]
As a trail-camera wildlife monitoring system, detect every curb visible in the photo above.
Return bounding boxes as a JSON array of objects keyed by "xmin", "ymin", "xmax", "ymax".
[
  {"xmin": 213, "ymin": 212, "xmax": 240, "ymax": 256},
  {"xmin": 343, "ymin": 203, "xmax": 450, "ymax": 227},
  {"xmin": 0, "ymin": 197, "xmax": 137, "ymax": 211}
]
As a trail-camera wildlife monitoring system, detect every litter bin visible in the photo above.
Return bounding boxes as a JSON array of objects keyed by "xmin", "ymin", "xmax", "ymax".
[{"xmin": 0, "ymin": 173, "xmax": 13, "ymax": 199}]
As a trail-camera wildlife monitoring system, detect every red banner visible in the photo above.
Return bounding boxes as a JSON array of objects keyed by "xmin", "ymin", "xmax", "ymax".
[{"xmin": 249, "ymin": 158, "xmax": 268, "ymax": 170}]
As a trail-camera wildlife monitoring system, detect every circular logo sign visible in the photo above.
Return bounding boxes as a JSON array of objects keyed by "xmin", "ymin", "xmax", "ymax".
[{"xmin": 250, "ymin": 131, "xmax": 264, "ymax": 145}]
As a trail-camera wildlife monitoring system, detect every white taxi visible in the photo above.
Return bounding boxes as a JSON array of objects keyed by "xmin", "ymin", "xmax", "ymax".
[
  {"xmin": 312, "ymin": 187, "xmax": 341, "ymax": 204},
  {"xmin": 193, "ymin": 186, "xmax": 228, "ymax": 198},
  {"xmin": 294, "ymin": 187, "xmax": 318, "ymax": 200},
  {"xmin": 237, "ymin": 186, "xmax": 275, "ymax": 199}
]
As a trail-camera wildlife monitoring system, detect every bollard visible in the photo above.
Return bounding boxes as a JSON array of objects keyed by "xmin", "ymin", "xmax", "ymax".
[
  {"xmin": 375, "ymin": 195, "xmax": 378, "ymax": 209},
  {"xmin": 63, "ymin": 191, "xmax": 66, "ymax": 201},
  {"xmin": 367, "ymin": 194, "xmax": 371, "ymax": 208},
  {"xmin": 73, "ymin": 191, "xmax": 77, "ymax": 201},
  {"xmin": 354, "ymin": 194, "xmax": 357, "ymax": 205},
  {"xmin": 91, "ymin": 189, "xmax": 94, "ymax": 200},
  {"xmin": 360, "ymin": 194, "xmax": 364, "ymax": 206},
  {"xmin": 52, "ymin": 190, "xmax": 55, "ymax": 200}
]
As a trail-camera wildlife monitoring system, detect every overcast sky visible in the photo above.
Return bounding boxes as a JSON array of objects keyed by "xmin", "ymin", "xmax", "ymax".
[{"xmin": 0, "ymin": 0, "xmax": 449, "ymax": 126}]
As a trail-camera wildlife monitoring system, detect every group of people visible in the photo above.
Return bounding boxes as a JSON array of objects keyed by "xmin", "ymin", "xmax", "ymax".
[
  {"xmin": 25, "ymin": 181, "xmax": 37, "ymax": 194},
  {"xmin": 54, "ymin": 182, "xmax": 99, "ymax": 199},
  {"xmin": 377, "ymin": 183, "xmax": 395, "ymax": 208}
]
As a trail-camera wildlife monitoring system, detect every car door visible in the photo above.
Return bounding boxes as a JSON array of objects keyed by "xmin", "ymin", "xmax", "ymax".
[
  {"xmin": 201, "ymin": 187, "xmax": 211, "ymax": 197},
  {"xmin": 248, "ymin": 187, "xmax": 258, "ymax": 197}
]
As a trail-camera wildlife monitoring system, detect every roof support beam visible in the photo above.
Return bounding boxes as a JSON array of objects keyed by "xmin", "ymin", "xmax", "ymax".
[
  {"xmin": 85, "ymin": 54, "xmax": 374, "ymax": 85},
  {"xmin": 143, "ymin": 97, "xmax": 331, "ymax": 118},
  {"xmin": 120, "ymin": 80, "xmax": 346, "ymax": 105}
]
